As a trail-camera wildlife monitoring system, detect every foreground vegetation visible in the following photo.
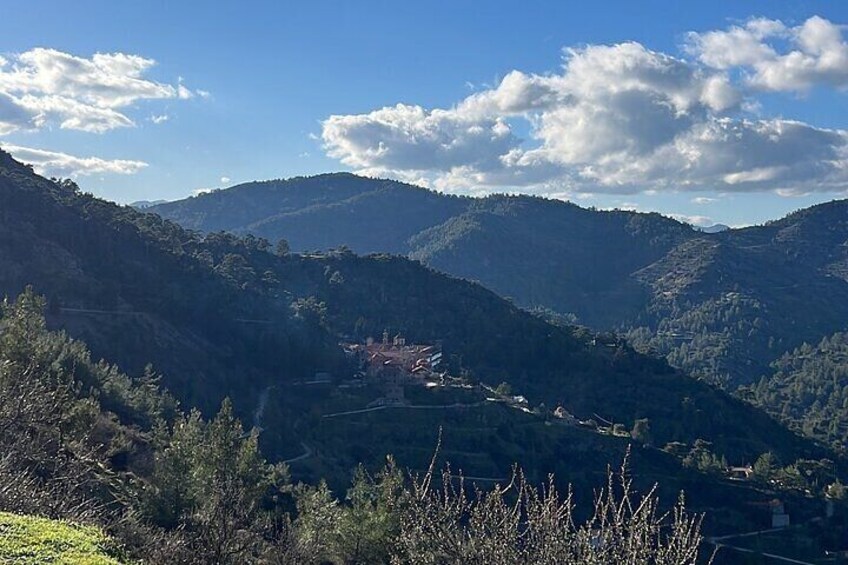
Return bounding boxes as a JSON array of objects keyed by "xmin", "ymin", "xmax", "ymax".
[
  {"xmin": 0, "ymin": 289, "xmax": 707, "ymax": 563},
  {"xmin": 0, "ymin": 512, "xmax": 121, "ymax": 564}
]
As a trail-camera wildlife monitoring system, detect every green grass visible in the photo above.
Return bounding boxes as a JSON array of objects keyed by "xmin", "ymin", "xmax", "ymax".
[{"xmin": 0, "ymin": 512, "xmax": 122, "ymax": 564}]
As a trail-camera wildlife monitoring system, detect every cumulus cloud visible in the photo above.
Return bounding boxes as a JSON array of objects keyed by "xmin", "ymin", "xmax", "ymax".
[
  {"xmin": 2, "ymin": 144, "xmax": 148, "ymax": 177},
  {"xmin": 0, "ymin": 48, "xmax": 204, "ymax": 134},
  {"xmin": 686, "ymin": 16, "xmax": 848, "ymax": 92},
  {"xmin": 669, "ymin": 213, "xmax": 714, "ymax": 227},
  {"xmin": 321, "ymin": 16, "xmax": 848, "ymax": 196},
  {"xmin": 0, "ymin": 91, "xmax": 36, "ymax": 135},
  {"xmin": 323, "ymin": 103, "xmax": 519, "ymax": 174}
]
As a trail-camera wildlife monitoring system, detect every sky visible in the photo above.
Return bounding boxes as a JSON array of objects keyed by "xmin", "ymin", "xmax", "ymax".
[{"xmin": 1, "ymin": 1, "xmax": 847, "ymax": 227}]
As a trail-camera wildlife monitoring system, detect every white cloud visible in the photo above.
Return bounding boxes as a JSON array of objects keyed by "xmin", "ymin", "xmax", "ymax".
[
  {"xmin": 2, "ymin": 144, "xmax": 147, "ymax": 177},
  {"xmin": 220, "ymin": 176, "xmax": 231, "ymax": 184},
  {"xmin": 684, "ymin": 18, "xmax": 785, "ymax": 70},
  {"xmin": 669, "ymin": 213, "xmax": 714, "ymax": 227},
  {"xmin": 177, "ymin": 84, "xmax": 194, "ymax": 100},
  {"xmin": 692, "ymin": 196, "xmax": 716, "ymax": 204},
  {"xmin": 0, "ymin": 91, "xmax": 36, "ymax": 134},
  {"xmin": 19, "ymin": 94, "xmax": 134, "ymax": 133},
  {"xmin": 617, "ymin": 202, "xmax": 641, "ymax": 212},
  {"xmin": 321, "ymin": 21, "xmax": 848, "ymax": 196},
  {"xmin": 687, "ymin": 16, "xmax": 848, "ymax": 92},
  {"xmin": 323, "ymin": 103, "xmax": 519, "ymax": 173},
  {"xmin": 150, "ymin": 113, "xmax": 169, "ymax": 124},
  {"xmin": 0, "ymin": 48, "xmax": 205, "ymax": 134}
]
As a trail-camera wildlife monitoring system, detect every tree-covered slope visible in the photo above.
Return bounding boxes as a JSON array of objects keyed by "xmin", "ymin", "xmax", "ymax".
[
  {"xmin": 153, "ymin": 173, "xmax": 469, "ymax": 254},
  {"xmin": 5, "ymin": 151, "xmax": 848, "ymax": 548},
  {"xmin": 0, "ymin": 151, "xmax": 345, "ymax": 414},
  {"xmin": 149, "ymin": 174, "xmax": 848, "ymax": 439},
  {"xmin": 297, "ymin": 252, "xmax": 828, "ymax": 465},
  {"xmin": 0, "ymin": 150, "xmax": 835, "ymax": 480},
  {"xmin": 627, "ymin": 201, "xmax": 848, "ymax": 389},
  {"xmin": 1, "ymin": 289, "xmax": 841, "ymax": 562},
  {"xmin": 748, "ymin": 332, "xmax": 848, "ymax": 451},
  {"xmin": 408, "ymin": 195, "xmax": 693, "ymax": 327},
  {"xmin": 150, "ymin": 174, "xmax": 695, "ymax": 328}
]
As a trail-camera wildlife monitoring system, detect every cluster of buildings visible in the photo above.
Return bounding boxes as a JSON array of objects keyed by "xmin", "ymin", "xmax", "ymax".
[
  {"xmin": 342, "ymin": 331, "xmax": 444, "ymax": 404},
  {"xmin": 745, "ymin": 498, "xmax": 791, "ymax": 529}
]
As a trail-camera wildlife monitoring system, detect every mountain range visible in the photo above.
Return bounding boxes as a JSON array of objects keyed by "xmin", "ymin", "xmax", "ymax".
[
  {"xmin": 0, "ymin": 150, "xmax": 836, "ymax": 532},
  {"xmin": 149, "ymin": 173, "xmax": 848, "ymax": 450}
]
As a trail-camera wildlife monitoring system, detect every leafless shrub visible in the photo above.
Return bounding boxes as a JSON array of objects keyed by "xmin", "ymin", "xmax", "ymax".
[{"xmin": 391, "ymin": 449, "xmax": 708, "ymax": 565}]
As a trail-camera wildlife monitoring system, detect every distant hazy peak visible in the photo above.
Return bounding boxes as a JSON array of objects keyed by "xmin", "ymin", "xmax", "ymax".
[
  {"xmin": 697, "ymin": 224, "xmax": 731, "ymax": 233},
  {"xmin": 130, "ymin": 199, "xmax": 169, "ymax": 209}
]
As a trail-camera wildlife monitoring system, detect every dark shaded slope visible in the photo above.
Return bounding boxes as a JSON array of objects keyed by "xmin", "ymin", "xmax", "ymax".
[
  {"xmin": 149, "ymin": 173, "xmax": 382, "ymax": 232},
  {"xmin": 153, "ymin": 173, "xmax": 470, "ymax": 254},
  {"xmin": 409, "ymin": 195, "xmax": 693, "ymax": 327},
  {"xmin": 285, "ymin": 252, "xmax": 829, "ymax": 465},
  {"xmin": 150, "ymin": 173, "xmax": 848, "ymax": 431},
  {"xmin": 151, "ymin": 176, "xmax": 696, "ymax": 328},
  {"xmin": 245, "ymin": 179, "xmax": 469, "ymax": 254},
  {"xmin": 0, "ymin": 152, "xmax": 342, "ymax": 412}
]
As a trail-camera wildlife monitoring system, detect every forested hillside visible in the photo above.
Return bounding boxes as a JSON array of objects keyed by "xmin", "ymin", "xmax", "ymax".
[
  {"xmin": 2, "ymin": 150, "xmax": 846, "ymax": 547},
  {"xmin": 152, "ymin": 173, "xmax": 469, "ymax": 255},
  {"xmin": 0, "ymin": 151, "xmax": 346, "ymax": 415},
  {"xmin": 0, "ymin": 150, "xmax": 820, "ymax": 464},
  {"xmin": 150, "ymin": 174, "xmax": 848, "ymax": 449},
  {"xmin": 627, "ymin": 202, "xmax": 848, "ymax": 389},
  {"xmin": 748, "ymin": 332, "xmax": 848, "ymax": 451},
  {"xmin": 149, "ymin": 175, "xmax": 695, "ymax": 328}
]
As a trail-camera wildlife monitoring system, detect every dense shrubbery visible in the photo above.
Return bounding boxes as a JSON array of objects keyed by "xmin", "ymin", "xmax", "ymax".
[{"xmin": 0, "ymin": 289, "xmax": 174, "ymax": 523}]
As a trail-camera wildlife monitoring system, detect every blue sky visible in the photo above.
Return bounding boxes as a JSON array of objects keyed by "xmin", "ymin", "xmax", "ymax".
[{"xmin": 1, "ymin": 0, "xmax": 847, "ymax": 227}]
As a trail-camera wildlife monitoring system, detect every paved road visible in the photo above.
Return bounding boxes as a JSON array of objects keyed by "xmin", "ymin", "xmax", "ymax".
[
  {"xmin": 59, "ymin": 307, "xmax": 143, "ymax": 316},
  {"xmin": 710, "ymin": 525, "xmax": 795, "ymax": 543},
  {"xmin": 707, "ymin": 518, "xmax": 825, "ymax": 565},
  {"xmin": 712, "ymin": 543, "xmax": 816, "ymax": 565},
  {"xmin": 282, "ymin": 442, "xmax": 313, "ymax": 464},
  {"xmin": 322, "ymin": 402, "xmax": 484, "ymax": 418}
]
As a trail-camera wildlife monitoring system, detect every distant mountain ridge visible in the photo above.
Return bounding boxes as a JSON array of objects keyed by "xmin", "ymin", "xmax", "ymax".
[
  {"xmin": 151, "ymin": 174, "xmax": 697, "ymax": 327},
  {"xmin": 155, "ymin": 173, "xmax": 470, "ymax": 254},
  {"xmin": 130, "ymin": 199, "xmax": 169, "ymax": 209},
  {"xmin": 150, "ymin": 174, "xmax": 848, "ymax": 449},
  {"xmin": 697, "ymin": 223, "xmax": 731, "ymax": 233}
]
